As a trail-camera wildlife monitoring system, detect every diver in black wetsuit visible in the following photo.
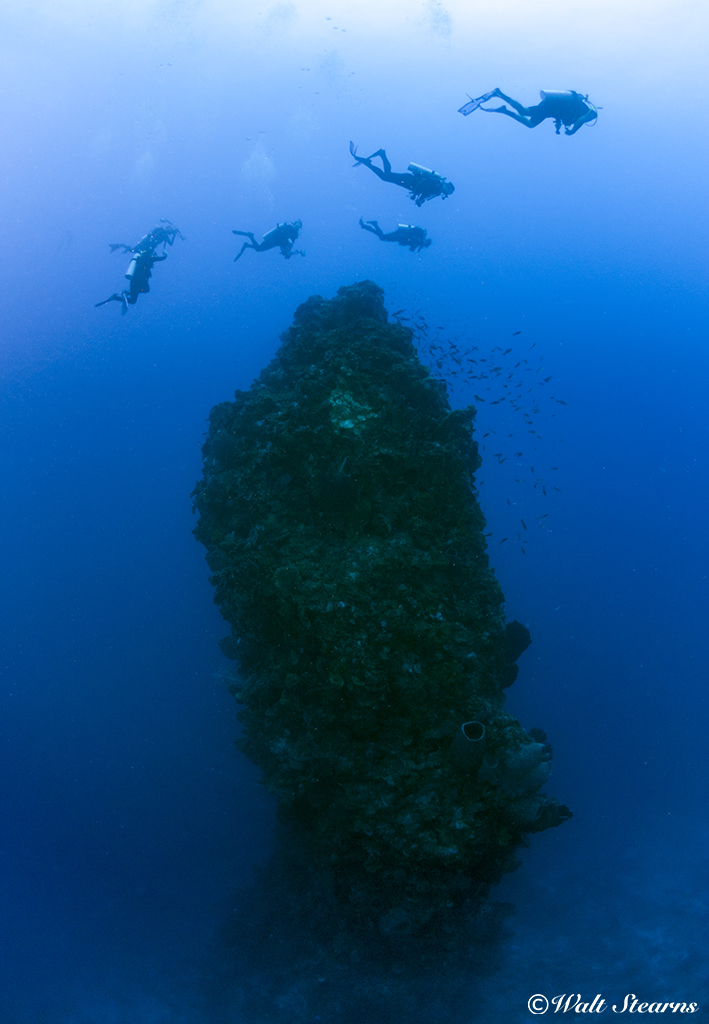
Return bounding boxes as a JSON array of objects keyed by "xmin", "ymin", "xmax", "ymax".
[
  {"xmin": 232, "ymin": 221, "xmax": 304, "ymax": 261},
  {"xmin": 349, "ymin": 142, "xmax": 455, "ymax": 206},
  {"xmin": 359, "ymin": 218, "xmax": 432, "ymax": 252},
  {"xmin": 95, "ymin": 249, "xmax": 168, "ymax": 315},
  {"xmin": 109, "ymin": 219, "xmax": 184, "ymax": 255},
  {"xmin": 477, "ymin": 89, "xmax": 598, "ymax": 135}
]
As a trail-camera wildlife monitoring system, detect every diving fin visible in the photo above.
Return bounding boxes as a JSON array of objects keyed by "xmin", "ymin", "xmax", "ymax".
[{"xmin": 458, "ymin": 90, "xmax": 497, "ymax": 116}]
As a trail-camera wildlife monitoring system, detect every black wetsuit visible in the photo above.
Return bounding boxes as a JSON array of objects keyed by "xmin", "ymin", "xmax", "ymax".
[{"xmin": 359, "ymin": 219, "xmax": 431, "ymax": 252}]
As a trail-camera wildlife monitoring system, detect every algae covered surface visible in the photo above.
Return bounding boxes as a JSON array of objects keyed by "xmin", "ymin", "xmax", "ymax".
[{"xmin": 192, "ymin": 281, "xmax": 570, "ymax": 950}]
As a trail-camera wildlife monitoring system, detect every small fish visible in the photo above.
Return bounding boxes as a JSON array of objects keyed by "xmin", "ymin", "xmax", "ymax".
[
  {"xmin": 503, "ymin": 348, "xmax": 512, "ymax": 355},
  {"xmin": 556, "ymin": 399, "xmax": 568, "ymax": 405},
  {"xmin": 521, "ymin": 519, "xmax": 527, "ymax": 530},
  {"xmin": 536, "ymin": 513, "xmax": 549, "ymax": 519},
  {"xmin": 499, "ymin": 537, "xmax": 508, "ymax": 543},
  {"xmin": 512, "ymin": 331, "xmax": 521, "ymax": 336}
]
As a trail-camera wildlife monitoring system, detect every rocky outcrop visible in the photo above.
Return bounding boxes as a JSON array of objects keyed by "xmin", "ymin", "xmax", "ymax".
[{"xmin": 192, "ymin": 281, "xmax": 570, "ymax": 1021}]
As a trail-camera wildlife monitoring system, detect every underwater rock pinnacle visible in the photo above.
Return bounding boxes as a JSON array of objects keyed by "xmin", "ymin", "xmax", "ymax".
[{"xmin": 192, "ymin": 280, "xmax": 570, "ymax": 955}]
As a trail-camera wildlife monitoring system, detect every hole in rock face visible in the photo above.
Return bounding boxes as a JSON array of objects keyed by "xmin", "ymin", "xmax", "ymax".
[{"xmin": 463, "ymin": 721, "xmax": 485, "ymax": 741}]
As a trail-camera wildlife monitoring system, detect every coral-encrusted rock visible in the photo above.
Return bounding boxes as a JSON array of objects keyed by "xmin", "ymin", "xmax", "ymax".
[{"xmin": 192, "ymin": 281, "xmax": 570, "ymax": 942}]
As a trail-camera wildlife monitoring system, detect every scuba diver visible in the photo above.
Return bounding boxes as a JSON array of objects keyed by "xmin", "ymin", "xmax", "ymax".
[
  {"xmin": 460, "ymin": 88, "xmax": 598, "ymax": 135},
  {"xmin": 95, "ymin": 248, "xmax": 168, "ymax": 315},
  {"xmin": 349, "ymin": 142, "xmax": 455, "ymax": 207},
  {"xmin": 359, "ymin": 218, "xmax": 432, "ymax": 252},
  {"xmin": 232, "ymin": 221, "xmax": 304, "ymax": 262},
  {"xmin": 109, "ymin": 219, "xmax": 184, "ymax": 255}
]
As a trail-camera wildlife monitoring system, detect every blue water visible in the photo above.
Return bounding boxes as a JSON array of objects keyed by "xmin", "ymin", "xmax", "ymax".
[{"xmin": 1, "ymin": 1, "xmax": 707, "ymax": 1020}]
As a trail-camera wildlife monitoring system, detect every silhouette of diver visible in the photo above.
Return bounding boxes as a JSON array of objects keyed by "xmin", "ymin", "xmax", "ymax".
[
  {"xmin": 95, "ymin": 249, "xmax": 168, "ymax": 315},
  {"xmin": 349, "ymin": 142, "xmax": 455, "ymax": 206},
  {"xmin": 359, "ymin": 218, "xmax": 432, "ymax": 252},
  {"xmin": 464, "ymin": 89, "xmax": 598, "ymax": 135},
  {"xmin": 232, "ymin": 221, "xmax": 304, "ymax": 262},
  {"xmin": 109, "ymin": 219, "xmax": 184, "ymax": 255}
]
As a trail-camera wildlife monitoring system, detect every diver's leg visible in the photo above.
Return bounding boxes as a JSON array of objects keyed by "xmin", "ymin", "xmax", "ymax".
[
  {"xmin": 232, "ymin": 230, "xmax": 257, "ymax": 241},
  {"xmin": 489, "ymin": 90, "xmax": 531, "ymax": 115},
  {"xmin": 359, "ymin": 218, "xmax": 385, "ymax": 239},
  {"xmin": 481, "ymin": 106, "xmax": 534, "ymax": 126},
  {"xmin": 364, "ymin": 149, "xmax": 393, "ymax": 175},
  {"xmin": 233, "ymin": 242, "xmax": 254, "ymax": 262},
  {"xmin": 95, "ymin": 293, "xmax": 124, "ymax": 307},
  {"xmin": 355, "ymin": 157, "xmax": 387, "ymax": 182}
]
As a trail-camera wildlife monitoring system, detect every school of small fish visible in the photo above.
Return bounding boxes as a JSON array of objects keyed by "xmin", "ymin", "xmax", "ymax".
[{"xmin": 391, "ymin": 307, "xmax": 567, "ymax": 555}]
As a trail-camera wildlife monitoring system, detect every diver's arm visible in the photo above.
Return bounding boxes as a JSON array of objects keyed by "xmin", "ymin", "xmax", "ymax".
[{"xmin": 565, "ymin": 108, "xmax": 596, "ymax": 135}]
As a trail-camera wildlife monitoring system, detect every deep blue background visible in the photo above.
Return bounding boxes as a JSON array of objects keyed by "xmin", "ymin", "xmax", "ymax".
[{"xmin": 1, "ymin": 1, "xmax": 707, "ymax": 1020}]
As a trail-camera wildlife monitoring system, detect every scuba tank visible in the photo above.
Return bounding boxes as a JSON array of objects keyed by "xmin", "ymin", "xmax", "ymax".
[
  {"xmin": 125, "ymin": 256, "xmax": 140, "ymax": 280},
  {"xmin": 539, "ymin": 90, "xmax": 578, "ymax": 104},
  {"xmin": 539, "ymin": 90, "xmax": 590, "ymax": 114},
  {"xmin": 125, "ymin": 251, "xmax": 152, "ymax": 281},
  {"xmin": 407, "ymin": 162, "xmax": 445, "ymax": 185},
  {"xmin": 261, "ymin": 225, "xmax": 283, "ymax": 245}
]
